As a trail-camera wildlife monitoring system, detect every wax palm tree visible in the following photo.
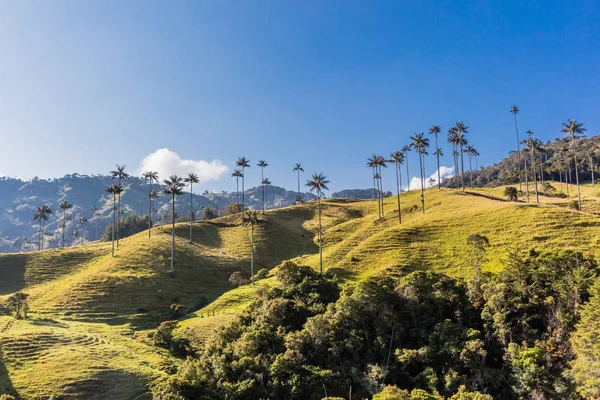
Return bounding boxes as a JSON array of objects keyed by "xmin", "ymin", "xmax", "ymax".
[
  {"xmin": 236, "ymin": 157, "xmax": 251, "ymax": 213},
  {"xmin": 79, "ymin": 216, "xmax": 88, "ymax": 245},
  {"xmin": 447, "ymin": 128, "xmax": 460, "ymax": 190},
  {"xmin": 242, "ymin": 210, "xmax": 266, "ymax": 283},
  {"xmin": 401, "ymin": 145, "xmax": 412, "ymax": 191},
  {"xmin": 464, "ymin": 145, "xmax": 476, "ymax": 188},
  {"xmin": 428, "ymin": 125, "xmax": 442, "ymax": 189},
  {"xmin": 110, "ymin": 165, "xmax": 130, "ymax": 247},
  {"xmin": 510, "ymin": 105, "xmax": 523, "ymax": 190},
  {"xmin": 105, "ymin": 183, "xmax": 122, "ymax": 256},
  {"xmin": 433, "ymin": 147, "xmax": 444, "ymax": 185},
  {"xmin": 257, "ymin": 160, "xmax": 268, "ymax": 212},
  {"xmin": 184, "ymin": 172, "xmax": 200, "ymax": 242},
  {"xmin": 560, "ymin": 143, "xmax": 570, "ymax": 197},
  {"xmin": 470, "ymin": 147, "xmax": 480, "ymax": 187},
  {"xmin": 163, "ymin": 175, "xmax": 186, "ymax": 272},
  {"xmin": 375, "ymin": 155, "xmax": 387, "ymax": 216},
  {"xmin": 231, "ymin": 169, "xmax": 243, "ymax": 212},
  {"xmin": 367, "ymin": 156, "xmax": 379, "ymax": 216},
  {"xmin": 33, "ymin": 204, "xmax": 53, "ymax": 251},
  {"xmin": 142, "ymin": 171, "xmax": 159, "ymax": 237},
  {"xmin": 410, "ymin": 133, "xmax": 430, "ymax": 213},
  {"xmin": 523, "ymin": 132, "xmax": 546, "ymax": 204},
  {"xmin": 561, "ymin": 119, "xmax": 587, "ymax": 210},
  {"xmin": 262, "ymin": 178, "xmax": 271, "ymax": 211},
  {"xmin": 306, "ymin": 173, "xmax": 329, "ymax": 273},
  {"xmin": 90, "ymin": 205, "xmax": 98, "ymax": 240},
  {"xmin": 589, "ymin": 152, "xmax": 596, "ymax": 188},
  {"xmin": 293, "ymin": 163, "xmax": 304, "ymax": 202},
  {"xmin": 73, "ymin": 230, "xmax": 79, "ymax": 245},
  {"xmin": 57, "ymin": 200, "xmax": 73, "ymax": 248},
  {"xmin": 390, "ymin": 151, "xmax": 404, "ymax": 224},
  {"xmin": 454, "ymin": 122, "xmax": 469, "ymax": 191}
]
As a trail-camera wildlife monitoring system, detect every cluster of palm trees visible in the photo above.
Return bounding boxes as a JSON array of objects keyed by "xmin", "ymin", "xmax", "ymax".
[
  {"xmin": 510, "ymin": 106, "xmax": 587, "ymax": 208},
  {"xmin": 367, "ymin": 122, "xmax": 479, "ymax": 223},
  {"xmin": 32, "ymin": 201, "xmax": 91, "ymax": 251}
]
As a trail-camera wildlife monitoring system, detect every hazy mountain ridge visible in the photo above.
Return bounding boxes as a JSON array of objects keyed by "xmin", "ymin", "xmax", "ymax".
[{"xmin": 0, "ymin": 174, "xmax": 317, "ymax": 253}]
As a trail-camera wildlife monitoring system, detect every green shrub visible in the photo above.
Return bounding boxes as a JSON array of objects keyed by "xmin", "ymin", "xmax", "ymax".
[
  {"xmin": 504, "ymin": 186, "xmax": 518, "ymax": 201},
  {"xmin": 254, "ymin": 268, "xmax": 268, "ymax": 280}
]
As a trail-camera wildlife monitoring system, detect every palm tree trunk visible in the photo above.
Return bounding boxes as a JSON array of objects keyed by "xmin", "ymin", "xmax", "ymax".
[
  {"xmin": 405, "ymin": 154, "xmax": 410, "ymax": 192},
  {"xmin": 419, "ymin": 153, "xmax": 425, "ymax": 214},
  {"xmin": 524, "ymin": 159, "xmax": 530, "ymax": 203},
  {"xmin": 475, "ymin": 156, "xmax": 479, "ymax": 187},
  {"xmin": 242, "ymin": 168, "xmax": 245, "ymax": 214},
  {"xmin": 189, "ymin": 182, "xmax": 193, "ymax": 243},
  {"xmin": 117, "ymin": 190, "xmax": 121, "ymax": 247},
  {"xmin": 559, "ymin": 168, "xmax": 563, "ymax": 191},
  {"xmin": 38, "ymin": 221, "xmax": 42, "ymax": 251},
  {"xmin": 148, "ymin": 181, "xmax": 152, "ymax": 238},
  {"xmin": 468, "ymin": 156, "xmax": 473, "ymax": 188},
  {"xmin": 591, "ymin": 157, "xmax": 595, "ymax": 188},
  {"xmin": 532, "ymin": 152, "xmax": 539, "ymax": 204},
  {"xmin": 297, "ymin": 170, "xmax": 300, "ymax": 201},
  {"xmin": 265, "ymin": 184, "xmax": 268, "ymax": 210},
  {"xmin": 261, "ymin": 168, "xmax": 264, "ymax": 213},
  {"xmin": 373, "ymin": 168, "xmax": 380, "ymax": 219},
  {"xmin": 41, "ymin": 221, "xmax": 44, "ymax": 251},
  {"xmin": 435, "ymin": 134, "xmax": 441, "ymax": 189},
  {"xmin": 111, "ymin": 194, "xmax": 115, "ymax": 256},
  {"xmin": 460, "ymin": 145, "xmax": 466, "ymax": 191},
  {"xmin": 236, "ymin": 177, "xmax": 240, "ymax": 213},
  {"xmin": 318, "ymin": 191, "xmax": 323, "ymax": 273},
  {"xmin": 250, "ymin": 223, "xmax": 254, "ymax": 283},
  {"xmin": 171, "ymin": 194, "xmax": 175, "ymax": 273},
  {"xmin": 379, "ymin": 166, "xmax": 384, "ymax": 217},
  {"xmin": 62, "ymin": 209, "xmax": 66, "ymax": 248},
  {"xmin": 395, "ymin": 161, "xmax": 401, "ymax": 224},
  {"xmin": 453, "ymin": 147, "xmax": 459, "ymax": 191},
  {"xmin": 572, "ymin": 141, "xmax": 582, "ymax": 210},
  {"xmin": 513, "ymin": 113, "xmax": 522, "ymax": 191}
]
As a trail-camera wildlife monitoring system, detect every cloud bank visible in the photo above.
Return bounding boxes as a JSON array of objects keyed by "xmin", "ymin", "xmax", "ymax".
[
  {"xmin": 138, "ymin": 148, "xmax": 228, "ymax": 182},
  {"xmin": 407, "ymin": 166, "xmax": 454, "ymax": 190}
]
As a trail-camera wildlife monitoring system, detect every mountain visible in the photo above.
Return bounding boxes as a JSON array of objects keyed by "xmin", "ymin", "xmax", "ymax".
[
  {"xmin": 0, "ymin": 174, "xmax": 316, "ymax": 253},
  {"xmin": 331, "ymin": 188, "xmax": 379, "ymax": 199},
  {"xmin": 2, "ymin": 184, "xmax": 600, "ymax": 398}
]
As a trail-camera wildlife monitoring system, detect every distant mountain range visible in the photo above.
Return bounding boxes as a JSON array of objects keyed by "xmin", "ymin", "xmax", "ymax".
[{"xmin": 0, "ymin": 174, "xmax": 377, "ymax": 253}]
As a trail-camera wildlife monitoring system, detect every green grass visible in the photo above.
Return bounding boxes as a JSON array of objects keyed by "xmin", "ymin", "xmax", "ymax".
[{"xmin": 3, "ymin": 182, "xmax": 600, "ymax": 398}]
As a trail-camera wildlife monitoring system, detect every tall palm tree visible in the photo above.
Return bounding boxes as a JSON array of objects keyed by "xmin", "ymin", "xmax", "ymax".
[
  {"xmin": 561, "ymin": 119, "xmax": 586, "ymax": 210},
  {"xmin": 523, "ymin": 132, "xmax": 546, "ymax": 204},
  {"xmin": 142, "ymin": 171, "xmax": 159, "ymax": 237},
  {"xmin": 105, "ymin": 183, "xmax": 122, "ymax": 256},
  {"xmin": 262, "ymin": 178, "xmax": 271, "ymax": 211},
  {"xmin": 184, "ymin": 173, "xmax": 200, "ymax": 242},
  {"xmin": 464, "ymin": 145, "xmax": 476, "ymax": 188},
  {"xmin": 236, "ymin": 157, "xmax": 251, "ymax": 213},
  {"xmin": 110, "ymin": 165, "xmax": 130, "ymax": 247},
  {"xmin": 410, "ymin": 133, "xmax": 430, "ymax": 213},
  {"xmin": 33, "ymin": 204, "xmax": 53, "ymax": 251},
  {"xmin": 447, "ymin": 128, "xmax": 460, "ymax": 190},
  {"xmin": 390, "ymin": 151, "xmax": 404, "ymax": 224},
  {"xmin": 454, "ymin": 122, "xmax": 469, "ymax": 191},
  {"xmin": 590, "ymin": 152, "xmax": 596, "ymax": 188},
  {"xmin": 257, "ymin": 160, "xmax": 268, "ymax": 212},
  {"xmin": 231, "ymin": 169, "xmax": 243, "ymax": 212},
  {"xmin": 428, "ymin": 125, "xmax": 442, "ymax": 189},
  {"xmin": 510, "ymin": 105, "xmax": 523, "ymax": 190},
  {"xmin": 58, "ymin": 200, "xmax": 73, "ymax": 248},
  {"xmin": 242, "ymin": 210, "xmax": 266, "ymax": 283},
  {"xmin": 306, "ymin": 173, "xmax": 330, "ymax": 273},
  {"xmin": 401, "ymin": 145, "xmax": 412, "ymax": 191},
  {"xmin": 375, "ymin": 155, "xmax": 387, "ymax": 216},
  {"xmin": 433, "ymin": 148, "xmax": 444, "ymax": 186},
  {"xmin": 470, "ymin": 147, "xmax": 480, "ymax": 187},
  {"xmin": 79, "ymin": 216, "xmax": 88, "ymax": 245},
  {"xmin": 560, "ymin": 143, "xmax": 570, "ymax": 197},
  {"xmin": 163, "ymin": 175, "xmax": 186, "ymax": 273},
  {"xmin": 293, "ymin": 163, "xmax": 304, "ymax": 202},
  {"xmin": 367, "ymin": 156, "xmax": 380, "ymax": 218},
  {"xmin": 90, "ymin": 205, "xmax": 99, "ymax": 240}
]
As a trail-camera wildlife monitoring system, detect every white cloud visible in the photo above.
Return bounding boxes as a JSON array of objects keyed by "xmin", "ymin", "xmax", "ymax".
[
  {"xmin": 407, "ymin": 166, "xmax": 454, "ymax": 190},
  {"xmin": 138, "ymin": 148, "xmax": 228, "ymax": 183}
]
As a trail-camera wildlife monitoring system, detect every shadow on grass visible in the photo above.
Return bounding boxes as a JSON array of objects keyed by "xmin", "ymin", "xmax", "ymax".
[{"xmin": 0, "ymin": 348, "xmax": 19, "ymax": 399}]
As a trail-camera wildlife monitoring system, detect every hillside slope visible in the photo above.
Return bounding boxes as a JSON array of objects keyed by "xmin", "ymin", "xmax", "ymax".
[{"xmin": 2, "ymin": 182, "xmax": 600, "ymax": 398}]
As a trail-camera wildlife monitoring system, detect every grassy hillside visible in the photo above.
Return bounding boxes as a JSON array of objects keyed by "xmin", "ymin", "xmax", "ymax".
[{"xmin": 2, "ymin": 182, "xmax": 600, "ymax": 398}]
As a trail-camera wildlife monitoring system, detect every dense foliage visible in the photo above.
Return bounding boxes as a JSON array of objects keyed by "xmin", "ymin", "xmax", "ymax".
[
  {"xmin": 154, "ymin": 251, "xmax": 599, "ymax": 400},
  {"xmin": 101, "ymin": 214, "xmax": 150, "ymax": 241}
]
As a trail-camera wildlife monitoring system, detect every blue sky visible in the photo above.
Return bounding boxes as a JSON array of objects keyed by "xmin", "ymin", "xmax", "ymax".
[{"xmin": 0, "ymin": 1, "xmax": 598, "ymax": 193}]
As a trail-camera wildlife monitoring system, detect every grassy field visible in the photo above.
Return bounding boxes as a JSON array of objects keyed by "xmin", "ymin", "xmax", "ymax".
[{"xmin": 2, "ymin": 181, "xmax": 600, "ymax": 398}]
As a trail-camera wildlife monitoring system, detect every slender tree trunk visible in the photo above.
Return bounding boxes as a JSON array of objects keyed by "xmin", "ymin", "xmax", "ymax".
[
  {"xmin": 189, "ymin": 182, "xmax": 193, "ymax": 243},
  {"xmin": 379, "ymin": 166, "xmax": 384, "ymax": 217},
  {"xmin": 111, "ymin": 194, "xmax": 115, "ymax": 256},
  {"xmin": 559, "ymin": 169, "xmax": 563, "ymax": 191},
  {"xmin": 38, "ymin": 220, "xmax": 42, "ymax": 251},
  {"xmin": 41, "ymin": 221, "xmax": 44, "ymax": 250},
  {"xmin": 62, "ymin": 209, "xmax": 66, "ymax": 248},
  {"xmin": 117, "ymin": 189, "xmax": 121, "ymax": 247},
  {"xmin": 419, "ymin": 153, "xmax": 425, "ymax": 214},
  {"xmin": 395, "ymin": 161, "xmax": 401, "ymax": 224},
  {"xmin": 318, "ymin": 192, "xmax": 323, "ymax": 273},
  {"xmin": 373, "ymin": 167, "xmax": 380, "ymax": 219},
  {"xmin": 405, "ymin": 153, "xmax": 410, "ymax": 192},
  {"xmin": 591, "ymin": 156, "xmax": 595, "ymax": 188},
  {"xmin": 573, "ymin": 140, "xmax": 582, "ymax": 210},
  {"xmin": 453, "ymin": 147, "xmax": 459, "ymax": 191},
  {"xmin": 171, "ymin": 194, "xmax": 175, "ymax": 273},
  {"xmin": 524, "ymin": 159, "xmax": 530, "ymax": 203},
  {"xmin": 148, "ymin": 181, "xmax": 152, "ymax": 238},
  {"xmin": 513, "ymin": 113, "xmax": 522, "ymax": 191},
  {"xmin": 236, "ymin": 177, "xmax": 240, "ymax": 213},
  {"xmin": 435, "ymin": 134, "xmax": 441, "ymax": 189},
  {"xmin": 261, "ymin": 168, "xmax": 265, "ymax": 213},
  {"xmin": 297, "ymin": 170, "xmax": 300, "ymax": 201},
  {"xmin": 242, "ymin": 168, "xmax": 245, "ymax": 214},
  {"xmin": 460, "ymin": 145, "xmax": 466, "ymax": 191},
  {"xmin": 250, "ymin": 224, "xmax": 254, "ymax": 283},
  {"xmin": 468, "ymin": 156, "xmax": 473, "ymax": 188},
  {"xmin": 475, "ymin": 156, "xmax": 479, "ymax": 187},
  {"xmin": 532, "ymin": 152, "xmax": 539, "ymax": 204}
]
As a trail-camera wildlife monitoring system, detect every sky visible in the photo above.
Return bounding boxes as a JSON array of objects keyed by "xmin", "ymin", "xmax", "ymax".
[{"xmin": 0, "ymin": 1, "xmax": 598, "ymax": 193}]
